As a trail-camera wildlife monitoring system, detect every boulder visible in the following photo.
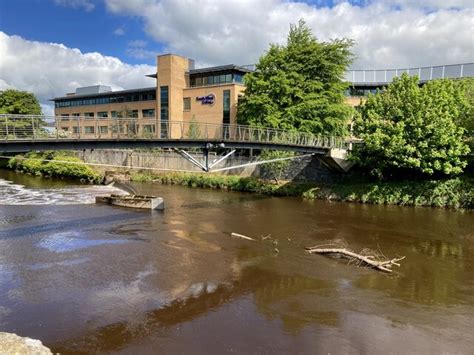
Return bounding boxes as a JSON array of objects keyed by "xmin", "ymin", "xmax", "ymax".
[{"xmin": 0, "ymin": 332, "xmax": 52, "ymax": 354}]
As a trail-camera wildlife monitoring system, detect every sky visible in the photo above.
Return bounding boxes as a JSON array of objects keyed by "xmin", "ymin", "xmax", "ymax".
[{"xmin": 0, "ymin": 0, "xmax": 473, "ymax": 115}]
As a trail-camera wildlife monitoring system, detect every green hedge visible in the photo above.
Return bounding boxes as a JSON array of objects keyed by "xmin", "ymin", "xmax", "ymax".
[{"xmin": 8, "ymin": 152, "xmax": 101, "ymax": 183}]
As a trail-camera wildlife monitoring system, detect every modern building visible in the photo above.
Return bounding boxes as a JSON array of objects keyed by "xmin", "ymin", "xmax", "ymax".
[
  {"xmin": 53, "ymin": 54, "xmax": 250, "ymax": 138},
  {"xmin": 52, "ymin": 54, "xmax": 474, "ymax": 138}
]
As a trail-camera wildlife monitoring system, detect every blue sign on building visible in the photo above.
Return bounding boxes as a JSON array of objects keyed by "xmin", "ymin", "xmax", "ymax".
[{"xmin": 196, "ymin": 94, "xmax": 215, "ymax": 105}]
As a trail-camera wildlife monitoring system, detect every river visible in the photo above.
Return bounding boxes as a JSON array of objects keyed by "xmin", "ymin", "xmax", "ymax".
[{"xmin": 0, "ymin": 169, "xmax": 473, "ymax": 354}]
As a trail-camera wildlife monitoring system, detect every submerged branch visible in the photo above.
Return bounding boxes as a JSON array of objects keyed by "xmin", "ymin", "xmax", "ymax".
[{"xmin": 305, "ymin": 247, "xmax": 405, "ymax": 273}]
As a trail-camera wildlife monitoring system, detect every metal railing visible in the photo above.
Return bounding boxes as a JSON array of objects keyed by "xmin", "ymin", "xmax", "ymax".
[
  {"xmin": 0, "ymin": 114, "xmax": 347, "ymax": 149},
  {"xmin": 345, "ymin": 63, "xmax": 474, "ymax": 85}
]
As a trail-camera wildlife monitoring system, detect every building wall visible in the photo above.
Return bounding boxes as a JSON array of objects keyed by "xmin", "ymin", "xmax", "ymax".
[{"xmin": 182, "ymin": 84, "xmax": 245, "ymax": 125}]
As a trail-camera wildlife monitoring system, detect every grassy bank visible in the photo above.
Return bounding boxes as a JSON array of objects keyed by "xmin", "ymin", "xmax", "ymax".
[
  {"xmin": 7, "ymin": 152, "xmax": 101, "ymax": 183},
  {"xmin": 130, "ymin": 171, "xmax": 473, "ymax": 210}
]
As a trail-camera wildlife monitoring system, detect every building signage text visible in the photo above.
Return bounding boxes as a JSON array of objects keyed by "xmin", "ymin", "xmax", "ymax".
[{"xmin": 196, "ymin": 94, "xmax": 215, "ymax": 105}]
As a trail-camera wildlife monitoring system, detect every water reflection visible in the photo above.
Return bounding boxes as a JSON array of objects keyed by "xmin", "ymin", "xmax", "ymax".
[{"xmin": 0, "ymin": 171, "xmax": 473, "ymax": 354}]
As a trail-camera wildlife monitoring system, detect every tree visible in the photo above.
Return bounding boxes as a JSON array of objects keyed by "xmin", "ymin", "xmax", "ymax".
[
  {"xmin": 0, "ymin": 89, "xmax": 43, "ymax": 138},
  {"xmin": 237, "ymin": 19, "xmax": 354, "ymax": 136},
  {"xmin": 186, "ymin": 115, "xmax": 201, "ymax": 139},
  {"xmin": 352, "ymin": 74, "xmax": 470, "ymax": 178},
  {"xmin": 0, "ymin": 89, "xmax": 42, "ymax": 115}
]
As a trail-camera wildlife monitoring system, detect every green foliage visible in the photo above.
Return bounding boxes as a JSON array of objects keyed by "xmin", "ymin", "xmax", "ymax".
[
  {"xmin": 8, "ymin": 152, "xmax": 101, "ymax": 183},
  {"xmin": 130, "ymin": 171, "xmax": 473, "ymax": 209},
  {"xmin": 237, "ymin": 19, "xmax": 354, "ymax": 136},
  {"xmin": 0, "ymin": 89, "xmax": 44, "ymax": 138},
  {"xmin": 186, "ymin": 115, "xmax": 201, "ymax": 139},
  {"xmin": 0, "ymin": 89, "xmax": 42, "ymax": 115},
  {"xmin": 353, "ymin": 74, "xmax": 470, "ymax": 178}
]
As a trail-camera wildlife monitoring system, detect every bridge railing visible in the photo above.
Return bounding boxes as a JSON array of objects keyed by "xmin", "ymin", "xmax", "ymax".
[{"xmin": 0, "ymin": 114, "xmax": 347, "ymax": 149}]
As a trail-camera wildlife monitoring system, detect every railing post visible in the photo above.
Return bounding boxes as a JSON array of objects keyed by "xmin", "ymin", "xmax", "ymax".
[
  {"xmin": 5, "ymin": 116, "xmax": 9, "ymax": 140},
  {"xmin": 32, "ymin": 117, "xmax": 36, "ymax": 139}
]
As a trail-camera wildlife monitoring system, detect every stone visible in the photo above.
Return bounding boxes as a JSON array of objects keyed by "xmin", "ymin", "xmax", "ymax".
[{"xmin": 0, "ymin": 332, "xmax": 52, "ymax": 354}]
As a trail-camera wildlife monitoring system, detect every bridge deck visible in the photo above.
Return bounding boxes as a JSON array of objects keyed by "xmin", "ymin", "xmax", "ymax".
[{"xmin": 0, "ymin": 114, "xmax": 348, "ymax": 153}]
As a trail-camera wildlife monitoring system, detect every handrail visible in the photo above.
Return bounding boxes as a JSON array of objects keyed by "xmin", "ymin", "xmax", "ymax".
[{"xmin": 0, "ymin": 114, "xmax": 348, "ymax": 150}]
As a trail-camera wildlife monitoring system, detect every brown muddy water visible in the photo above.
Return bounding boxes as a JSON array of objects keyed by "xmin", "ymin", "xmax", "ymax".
[{"xmin": 0, "ymin": 169, "xmax": 473, "ymax": 354}]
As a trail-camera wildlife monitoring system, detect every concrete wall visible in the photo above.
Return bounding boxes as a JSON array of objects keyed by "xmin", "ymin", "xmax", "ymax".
[{"xmin": 74, "ymin": 149, "xmax": 342, "ymax": 183}]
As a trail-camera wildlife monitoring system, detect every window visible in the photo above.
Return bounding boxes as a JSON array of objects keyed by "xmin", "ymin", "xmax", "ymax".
[
  {"xmin": 61, "ymin": 113, "xmax": 69, "ymax": 117},
  {"xmin": 160, "ymin": 86, "xmax": 169, "ymax": 138},
  {"xmin": 84, "ymin": 112, "xmax": 94, "ymax": 118},
  {"xmin": 111, "ymin": 111, "xmax": 118, "ymax": 118},
  {"xmin": 97, "ymin": 111, "xmax": 108, "ymax": 118},
  {"xmin": 183, "ymin": 97, "xmax": 191, "ymax": 111},
  {"xmin": 223, "ymin": 90, "xmax": 230, "ymax": 124},
  {"xmin": 99, "ymin": 126, "xmax": 108, "ymax": 134},
  {"xmin": 195, "ymin": 77, "xmax": 202, "ymax": 86},
  {"xmin": 61, "ymin": 127, "xmax": 69, "ymax": 131},
  {"xmin": 225, "ymin": 74, "xmax": 232, "ymax": 83},
  {"xmin": 73, "ymin": 126, "xmax": 81, "ymax": 134},
  {"xmin": 84, "ymin": 126, "xmax": 95, "ymax": 134},
  {"xmin": 131, "ymin": 110, "xmax": 139, "ymax": 118},
  {"xmin": 142, "ymin": 109, "xmax": 155, "ymax": 118},
  {"xmin": 143, "ymin": 124, "xmax": 156, "ymax": 133},
  {"xmin": 72, "ymin": 113, "xmax": 80, "ymax": 117}
]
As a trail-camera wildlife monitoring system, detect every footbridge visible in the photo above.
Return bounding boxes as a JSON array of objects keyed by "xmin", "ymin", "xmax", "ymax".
[{"xmin": 0, "ymin": 114, "xmax": 354, "ymax": 172}]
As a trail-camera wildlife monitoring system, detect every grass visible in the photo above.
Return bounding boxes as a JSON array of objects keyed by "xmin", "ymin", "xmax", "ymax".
[{"xmin": 131, "ymin": 171, "xmax": 473, "ymax": 210}]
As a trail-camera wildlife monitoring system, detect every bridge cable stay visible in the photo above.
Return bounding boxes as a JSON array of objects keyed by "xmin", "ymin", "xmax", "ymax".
[{"xmin": 0, "ymin": 153, "xmax": 315, "ymax": 174}]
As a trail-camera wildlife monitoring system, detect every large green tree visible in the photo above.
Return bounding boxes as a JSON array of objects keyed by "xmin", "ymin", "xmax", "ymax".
[
  {"xmin": 0, "ymin": 89, "xmax": 43, "ymax": 138},
  {"xmin": 237, "ymin": 20, "xmax": 354, "ymax": 136},
  {"xmin": 0, "ymin": 89, "xmax": 42, "ymax": 115},
  {"xmin": 353, "ymin": 74, "xmax": 470, "ymax": 178}
]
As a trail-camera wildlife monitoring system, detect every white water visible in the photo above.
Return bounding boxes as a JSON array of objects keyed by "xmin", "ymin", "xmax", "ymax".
[{"xmin": 0, "ymin": 179, "xmax": 127, "ymax": 205}]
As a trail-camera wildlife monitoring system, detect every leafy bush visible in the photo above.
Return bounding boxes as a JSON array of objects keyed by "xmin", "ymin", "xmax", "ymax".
[
  {"xmin": 353, "ymin": 74, "xmax": 470, "ymax": 178},
  {"xmin": 8, "ymin": 152, "xmax": 101, "ymax": 183}
]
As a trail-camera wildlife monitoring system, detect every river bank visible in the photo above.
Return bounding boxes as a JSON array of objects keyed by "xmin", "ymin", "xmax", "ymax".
[
  {"xmin": 3, "ymin": 152, "xmax": 472, "ymax": 209},
  {"xmin": 126, "ymin": 171, "xmax": 473, "ymax": 210}
]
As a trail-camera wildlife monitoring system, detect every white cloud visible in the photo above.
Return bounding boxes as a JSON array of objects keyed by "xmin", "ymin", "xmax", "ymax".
[
  {"xmin": 0, "ymin": 32, "xmax": 155, "ymax": 114},
  {"xmin": 113, "ymin": 27, "xmax": 125, "ymax": 36},
  {"xmin": 104, "ymin": 0, "xmax": 474, "ymax": 69},
  {"xmin": 54, "ymin": 0, "xmax": 96, "ymax": 12},
  {"xmin": 126, "ymin": 40, "xmax": 157, "ymax": 60}
]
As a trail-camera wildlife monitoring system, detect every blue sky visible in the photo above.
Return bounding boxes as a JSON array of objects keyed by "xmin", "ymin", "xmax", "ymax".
[
  {"xmin": 0, "ymin": 0, "xmax": 472, "ymax": 114},
  {"xmin": 0, "ymin": 0, "xmax": 163, "ymax": 65}
]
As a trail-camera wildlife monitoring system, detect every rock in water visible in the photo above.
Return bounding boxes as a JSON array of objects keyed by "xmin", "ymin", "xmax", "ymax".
[{"xmin": 0, "ymin": 332, "xmax": 52, "ymax": 354}]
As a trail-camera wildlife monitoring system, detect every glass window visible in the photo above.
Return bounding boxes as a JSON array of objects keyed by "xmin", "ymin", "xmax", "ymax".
[
  {"xmin": 84, "ymin": 126, "xmax": 95, "ymax": 134},
  {"xmin": 99, "ymin": 126, "xmax": 108, "ymax": 134},
  {"xmin": 72, "ymin": 113, "xmax": 80, "ymax": 117},
  {"xmin": 208, "ymin": 76, "xmax": 214, "ymax": 85},
  {"xmin": 195, "ymin": 77, "xmax": 202, "ymax": 86},
  {"xmin": 202, "ymin": 77, "xmax": 208, "ymax": 86},
  {"xmin": 223, "ymin": 90, "xmax": 230, "ymax": 124},
  {"xmin": 183, "ymin": 97, "xmax": 191, "ymax": 111},
  {"xmin": 61, "ymin": 127, "xmax": 69, "ymax": 131},
  {"xmin": 73, "ymin": 126, "xmax": 81, "ymax": 134},
  {"xmin": 84, "ymin": 112, "xmax": 94, "ymax": 118},
  {"xmin": 225, "ymin": 74, "xmax": 232, "ymax": 83},
  {"xmin": 214, "ymin": 75, "xmax": 220, "ymax": 84},
  {"xmin": 131, "ymin": 110, "xmax": 139, "ymax": 118},
  {"xmin": 160, "ymin": 86, "xmax": 169, "ymax": 139},
  {"xmin": 61, "ymin": 113, "xmax": 69, "ymax": 117},
  {"xmin": 97, "ymin": 111, "xmax": 108, "ymax": 118},
  {"xmin": 111, "ymin": 111, "xmax": 118, "ymax": 118},
  {"xmin": 142, "ymin": 109, "xmax": 155, "ymax": 118},
  {"xmin": 143, "ymin": 124, "xmax": 156, "ymax": 133},
  {"xmin": 220, "ymin": 74, "xmax": 226, "ymax": 83}
]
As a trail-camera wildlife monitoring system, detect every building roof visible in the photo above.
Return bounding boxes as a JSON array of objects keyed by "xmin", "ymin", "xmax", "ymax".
[
  {"xmin": 145, "ymin": 64, "xmax": 253, "ymax": 79},
  {"xmin": 51, "ymin": 87, "xmax": 156, "ymax": 101}
]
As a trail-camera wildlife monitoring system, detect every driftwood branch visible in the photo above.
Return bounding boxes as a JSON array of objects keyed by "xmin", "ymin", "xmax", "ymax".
[
  {"xmin": 231, "ymin": 232, "xmax": 256, "ymax": 241},
  {"xmin": 305, "ymin": 247, "xmax": 405, "ymax": 273}
]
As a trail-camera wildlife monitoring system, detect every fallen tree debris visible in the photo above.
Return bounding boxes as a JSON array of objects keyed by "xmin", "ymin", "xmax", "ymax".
[
  {"xmin": 231, "ymin": 232, "xmax": 256, "ymax": 241},
  {"xmin": 305, "ymin": 246, "xmax": 405, "ymax": 273}
]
